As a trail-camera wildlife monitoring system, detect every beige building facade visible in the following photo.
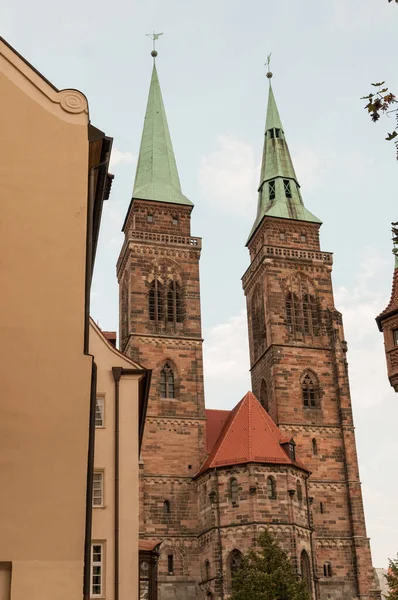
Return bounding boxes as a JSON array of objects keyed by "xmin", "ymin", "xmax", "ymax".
[
  {"xmin": 89, "ymin": 320, "xmax": 151, "ymax": 600},
  {"xmin": 0, "ymin": 38, "xmax": 112, "ymax": 600}
]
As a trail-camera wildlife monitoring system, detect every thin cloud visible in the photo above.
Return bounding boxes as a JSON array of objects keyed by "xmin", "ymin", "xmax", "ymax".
[
  {"xmin": 198, "ymin": 135, "xmax": 259, "ymax": 216},
  {"xmin": 110, "ymin": 148, "xmax": 135, "ymax": 168}
]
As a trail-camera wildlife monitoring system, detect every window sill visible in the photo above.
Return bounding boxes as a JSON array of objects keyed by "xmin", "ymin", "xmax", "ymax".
[{"xmin": 93, "ymin": 505, "xmax": 106, "ymax": 509}]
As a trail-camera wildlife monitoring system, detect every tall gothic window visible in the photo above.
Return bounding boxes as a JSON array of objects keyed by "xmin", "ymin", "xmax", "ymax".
[
  {"xmin": 286, "ymin": 292, "xmax": 302, "ymax": 335},
  {"xmin": 312, "ymin": 438, "xmax": 318, "ymax": 456},
  {"xmin": 285, "ymin": 276, "xmax": 321, "ymax": 338},
  {"xmin": 251, "ymin": 285, "xmax": 267, "ymax": 357},
  {"xmin": 260, "ymin": 379, "xmax": 269, "ymax": 411},
  {"xmin": 301, "ymin": 371, "xmax": 320, "ymax": 409},
  {"xmin": 230, "ymin": 478, "xmax": 238, "ymax": 504},
  {"xmin": 160, "ymin": 363, "xmax": 175, "ymax": 398},
  {"xmin": 229, "ymin": 550, "xmax": 243, "ymax": 579},
  {"xmin": 149, "ymin": 279, "xmax": 164, "ymax": 322},
  {"xmin": 296, "ymin": 480, "xmax": 303, "ymax": 504},
  {"xmin": 167, "ymin": 281, "xmax": 182, "ymax": 324},
  {"xmin": 205, "ymin": 560, "xmax": 211, "ymax": 581},
  {"xmin": 300, "ymin": 550, "xmax": 311, "ymax": 591},
  {"xmin": 303, "ymin": 294, "xmax": 321, "ymax": 336},
  {"xmin": 267, "ymin": 476, "xmax": 276, "ymax": 499}
]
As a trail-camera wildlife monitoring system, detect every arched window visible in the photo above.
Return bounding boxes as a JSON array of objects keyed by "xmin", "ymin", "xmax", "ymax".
[
  {"xmin": 300, "ymin": 550, "xmax": 311, "ymax": 591},
  {"xmin": 160, "ymin": 363, "xmax": 175, "ymax": 398},
  {"xmin": 167, "ymin": 281, "xmax": 182, "ymax": 324},
  {"xmin": 323, "ymin": 562, "xmax": 332, "ymax": 577},
  {"xmin": 302, "ymin": 371, "xmax": 320, "ymax": 408},
  {"xmin": 303, "ymin": 294, "xmax": 321, "ymax": 336},
  {"xmin": 286, "ymin": 292, "xmax": 302, "ymax": 335},
  {"xmin": 296, "ymin": 480, "xmax": 303, "ymax": 504},
  {"xmin": 229, "ymin": 550, "xmax": 243, "ymax": 579},
  {"xmin": 149, "ymin": 279, "xmax": 163, "ymax": 322},
  {"xmin": 163, "ymin": 500, "xmax": 170, "ymax": 515},
  {"xmin": 260, "ymin": 379, "xmax": 269, "ymax": 411},
  {"xmin": 205, "ymin": 560, "xmax": 210, "ymax": 581},
  {"xmin": 312, "ymin": 438, "xmax": 318, "ymax": 456},
  {"xmin": 267, "ymin": 476, "xmax": 276, "ymax": 499},
  {"xmin": 230, "ymin": 478, "xmax": 238, "ymax": 504}
]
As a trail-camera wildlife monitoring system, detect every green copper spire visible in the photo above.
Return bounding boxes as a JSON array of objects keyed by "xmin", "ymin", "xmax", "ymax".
[
  {"xmin": 132, "ymin": 61, "xmax": 192, "ymax": 206},
  {"xmin": 248, "ymin": 77, "xmax": 321, "ymax": 244},
  {"xmin": 265, "ymin": 85, "xmax": 283, "ymax": 132}
]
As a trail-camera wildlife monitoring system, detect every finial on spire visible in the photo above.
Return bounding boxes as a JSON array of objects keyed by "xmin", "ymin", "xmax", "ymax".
[
  {"xmin": 265, "ymin": 53, "xmax": 273, "ymax": 81},
  {"xmin": 146, "ymin": 31, "xmax": 164, "ymax": 58}
]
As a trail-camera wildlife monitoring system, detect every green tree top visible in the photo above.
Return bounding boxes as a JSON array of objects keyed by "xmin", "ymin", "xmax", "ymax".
[
  {"xmin": 230, "ymin": 530, "xmax": 311, "ymax": 600},
  {"xmin": 385, "ymin": 556, "xmax": 398, "ymax": 599}
]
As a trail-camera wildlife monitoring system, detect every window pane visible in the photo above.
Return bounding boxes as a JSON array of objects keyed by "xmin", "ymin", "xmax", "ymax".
[
  {"xmin": 93, "ymin": 473, "xmax": 103, "ymax": 506},
  {"xmin": 167, "ymin": 287, "xmax": 174, "ymax": 322},
  {"xmin": 91, "ymin": 543, "xmax": 103, "ymax": 597},
  {"xmin": 95, "ymin": 398, "xmax": 104, "ymax": 427}
]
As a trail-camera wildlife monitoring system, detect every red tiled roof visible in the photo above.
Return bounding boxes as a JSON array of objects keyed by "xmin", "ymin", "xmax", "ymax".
[
  {"xmin": 102, "ymin": 330, "xmax": 117, "ymax": 341},
  {"xmin": 206, "ymin": 409, "xmax": 230, "ymax": 454},
  {"xmin": 139, "ymin": 539, "xmax": 161, "ymax": 551},
  {"xmin": 198, "ymin": 391, "xmax": 308, "ymax": 475},
  {"xmin": 376, "ymin": 267, "xmax": 398, "ymax": 330}
]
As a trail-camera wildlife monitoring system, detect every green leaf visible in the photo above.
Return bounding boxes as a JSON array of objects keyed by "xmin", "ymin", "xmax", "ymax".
[
  {"xmin": 380, "ymin": 88, "xmax": 389, "ymax": 93},
  {"xmin": 360, "ymin": 94, "xmax": 374, "ymax": 99},
  {"xmin": 386, "ymin": 131, "xmax": 398, "ymax": 141},
  {"xmin": 371, "ymin": 81, "xmax": 386, "ymax": 87}
]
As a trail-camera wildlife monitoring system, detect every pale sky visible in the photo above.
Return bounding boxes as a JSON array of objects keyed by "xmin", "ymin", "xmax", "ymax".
[{"xmin": 3, "ymin": 0, "xmax": 398, "ymax": 568}]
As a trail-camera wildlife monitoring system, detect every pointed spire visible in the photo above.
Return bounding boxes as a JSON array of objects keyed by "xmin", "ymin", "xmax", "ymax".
[
  {"xmin": 265, "ymin": 85, "xmax": 283, "ymax": 132},
  {"xmin": 132, "ymin": 60, "xmax": 192, "ymax": 206},
  {"xmin": 247, "ymin": 78, "xmax": 321, "ymax": 244}
]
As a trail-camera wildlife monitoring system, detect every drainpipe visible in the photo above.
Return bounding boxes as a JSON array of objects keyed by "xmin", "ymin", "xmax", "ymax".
[
  {"xmin": 305, "ymin": 478, "xmax": 319, "ymax": 600},
  {"xmin": 83, "ymin": 361, "xmax": 97, "ymax": 600},
  {"xmin": 112, "ymin": 367, "xmax": 123, "ymax": 600},
  {"xmin": 214, "ymin": 468, "xmax": 225, "ymax": 600}
]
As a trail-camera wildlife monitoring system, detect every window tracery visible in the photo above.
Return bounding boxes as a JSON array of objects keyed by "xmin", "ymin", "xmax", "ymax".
[
  {"xmin": 167, "ymin": 281, "xmax": 182, "ymax": 324},
  {"xmin": 160, "ymin": 363, "xmax": 175, "ymax": 398},
  {"xmin": 301, "ymin": 371, "xmax": 320, "ymax": 409},
  {"xmin": 285, "ymin": 276, "xmax": 321, "ymax": 338},
  {"xmin": 149, "ymin": 279, "xmax": 164, "ymax": 323}
]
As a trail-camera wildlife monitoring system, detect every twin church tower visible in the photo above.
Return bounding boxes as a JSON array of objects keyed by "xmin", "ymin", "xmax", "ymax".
[{"xmin": 117, "ymin": 52, "xmax": 380, "ymax": 600}]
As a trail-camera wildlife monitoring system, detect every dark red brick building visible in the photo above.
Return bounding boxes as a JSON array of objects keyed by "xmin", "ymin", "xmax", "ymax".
[{"xmin": 118, "ymin": 56, "xmax": 380, "ymax": 600}]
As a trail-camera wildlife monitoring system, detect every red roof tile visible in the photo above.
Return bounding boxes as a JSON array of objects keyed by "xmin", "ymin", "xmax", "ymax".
[
  {"xmin": 199, "ymin": 391, "xmax": 308, "ymax": 475},
  {"xmin": 139, "ymin": 539, "xmax": 161, "ymax": 552},
  {"xmin": 206, "ymin": 409, "xmax": 230, "ymax": 454},
  {"xmin": 376, "ymin": 267, "xmax": 398, "ymax": 330}
]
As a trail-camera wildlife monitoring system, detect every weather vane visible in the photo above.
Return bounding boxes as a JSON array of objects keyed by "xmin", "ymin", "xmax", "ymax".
[
  {"xmin": 265, "ymin": 53, "xmax": 273, "ymax": 80},
  {"xmin": 146, "ymin": 31, "xmax": 164, "ymax": 58}
]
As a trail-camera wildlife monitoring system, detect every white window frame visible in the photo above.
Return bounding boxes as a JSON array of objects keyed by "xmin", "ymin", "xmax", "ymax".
[
  {"xmin": 93, "ymin": 471, "xmax": 104, "ymax": 507},
  {"xmin": 95, "ymin": 396, "xmax": 105, "ymax": 428},
  {"xmin": 91, "ymin": 542, "xmax": 105, "ymax": 597}
]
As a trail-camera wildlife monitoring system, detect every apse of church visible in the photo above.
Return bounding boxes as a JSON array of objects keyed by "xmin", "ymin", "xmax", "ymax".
[{"xmin": 119, "ymin": 50, "xmax": 380, "ymax": 600}]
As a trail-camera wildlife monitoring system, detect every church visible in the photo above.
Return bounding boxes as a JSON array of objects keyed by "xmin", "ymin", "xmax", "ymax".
[{"xmin": 117, "ymin": 50, "xmax": 381, "ymax": 600}]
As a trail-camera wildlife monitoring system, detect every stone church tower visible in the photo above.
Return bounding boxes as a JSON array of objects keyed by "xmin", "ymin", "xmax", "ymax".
[
  {"xmin": 117, "ymin": 56, "xmax": 206, "ymax": 599},
  {"xmin": 118, "ymin": 53, "xmax": 380, "ymax": 600},
  {"xmin": 242, "ymin": 79, "xmax": 379, "ymax": 599}
]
